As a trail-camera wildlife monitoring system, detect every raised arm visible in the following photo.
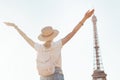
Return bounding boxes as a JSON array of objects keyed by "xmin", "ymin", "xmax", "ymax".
[
  {"xmin": 62, "ymin": 9, "xmax": 94, "ymax": 46},
  {"xmin": 4, "ymin": 22, "xmax": 35, "ymax": 48}
]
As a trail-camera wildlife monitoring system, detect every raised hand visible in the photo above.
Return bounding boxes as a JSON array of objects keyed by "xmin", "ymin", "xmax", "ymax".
[
  {"xmin": 84, "ymin": 9, "xmax": 94, "ymax": 19},
  {"xmin": 4, "ymin": 22, "xmax": 17, "ymax": 28}
]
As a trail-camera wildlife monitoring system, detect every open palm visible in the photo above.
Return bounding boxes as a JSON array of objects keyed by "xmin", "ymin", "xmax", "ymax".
[
  {"xmin": 4, "ymin": 22, "xmax": 16, "ymax": 27},
  {"xmin": 84, "ymin": 9, "xmax": 94, "ymax": 19}
]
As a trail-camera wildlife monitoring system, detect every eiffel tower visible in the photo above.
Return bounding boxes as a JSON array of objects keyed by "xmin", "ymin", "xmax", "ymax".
[{"xmin": 91, "ymin": 15, "xmax": 107, "ymax": 80}]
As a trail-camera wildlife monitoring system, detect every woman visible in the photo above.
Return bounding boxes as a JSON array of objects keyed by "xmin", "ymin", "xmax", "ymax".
[{"xmin": 4, "ymin": 9, "xmax": 94, "ymax": 80}]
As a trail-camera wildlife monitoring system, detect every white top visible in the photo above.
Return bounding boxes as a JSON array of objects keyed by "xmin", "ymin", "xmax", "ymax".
[{"xmin": 34, "ymin": 40, "xmax": 63, "ymax": 68}]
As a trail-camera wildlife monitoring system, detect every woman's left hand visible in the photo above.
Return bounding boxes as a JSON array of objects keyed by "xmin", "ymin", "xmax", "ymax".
[{"xmin": 84, "ymin": 9, "xmax": 94, "ymax": 19}]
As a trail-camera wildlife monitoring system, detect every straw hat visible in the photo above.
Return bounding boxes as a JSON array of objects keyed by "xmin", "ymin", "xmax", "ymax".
[{"xmin": 38, "ymin": 26, "xmax": 59, "ymax": 41}]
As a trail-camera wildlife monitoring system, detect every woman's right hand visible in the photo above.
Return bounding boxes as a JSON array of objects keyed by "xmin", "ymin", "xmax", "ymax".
[{"xmin": 4, "ymin": 22, "xmax": 17, "ymax": 28}]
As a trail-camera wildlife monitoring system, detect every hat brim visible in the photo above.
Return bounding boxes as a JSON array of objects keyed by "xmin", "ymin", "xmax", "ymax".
[{"xmin": 38, "ymin": 30, "xmax": 59, "ymax": 41}]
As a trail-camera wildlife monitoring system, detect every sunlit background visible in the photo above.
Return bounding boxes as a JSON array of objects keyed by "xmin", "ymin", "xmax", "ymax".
[{"xmin": 0, "ymin": 0, "xmax": 120, "ymax": 80}]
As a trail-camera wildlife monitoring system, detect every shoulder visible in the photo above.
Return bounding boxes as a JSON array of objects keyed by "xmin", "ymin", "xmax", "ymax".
[
  {"xmin": 53, "ymin": 39, "xmax": 62, "ymax": 48},
  {"xmin": 34, "ymin": 42, "xmax": 42, "ymax": 51}
]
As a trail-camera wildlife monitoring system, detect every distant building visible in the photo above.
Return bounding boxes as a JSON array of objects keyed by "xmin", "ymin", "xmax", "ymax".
[{"xmin": 91, "ymin": 15, "xmax": 107, "ymax": 80}]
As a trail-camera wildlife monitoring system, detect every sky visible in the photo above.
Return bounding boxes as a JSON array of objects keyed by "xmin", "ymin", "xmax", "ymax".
[{"xmin": 0, "ymin": 0, "xmax": 120, "ymax": 80}]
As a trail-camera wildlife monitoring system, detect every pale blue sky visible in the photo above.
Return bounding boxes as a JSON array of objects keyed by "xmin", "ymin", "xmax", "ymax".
[{"xmin": 0, "ymin": 0, "xmax": 120, "ymax": 80}]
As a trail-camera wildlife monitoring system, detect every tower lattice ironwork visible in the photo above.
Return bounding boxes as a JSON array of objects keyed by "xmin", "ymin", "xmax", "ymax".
[{"xmin": 91, "ymin": 15, "xmax": 107, "ymax": 80}]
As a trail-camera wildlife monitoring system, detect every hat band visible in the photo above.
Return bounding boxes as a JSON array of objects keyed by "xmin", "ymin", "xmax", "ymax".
[{"xmin": 42, "ymin": 31, "xmax": 54, "ymax": 37}]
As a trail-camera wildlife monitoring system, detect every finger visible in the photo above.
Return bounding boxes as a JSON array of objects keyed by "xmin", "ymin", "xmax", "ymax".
[
  {"xmin": 86, "ymin": 9, "xmax": 90, "ymax": 13},
  {"xmin": 3, "ymin": 22, "xmax": 13, "ymax": 26},
  {"xmin": 3, "ymin": 22, "xmax": 7, "ymax": 24},
  {"xmin": 90, "ymin": 9, "xmax": 95, "ymax": 13},
  {"xmin": 3, "ymin": 22, "xmax": 10, "ymax": 25},
  {"xmin": 4, "ymin": 22, "xmax": 11, "ymax": 24}
]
